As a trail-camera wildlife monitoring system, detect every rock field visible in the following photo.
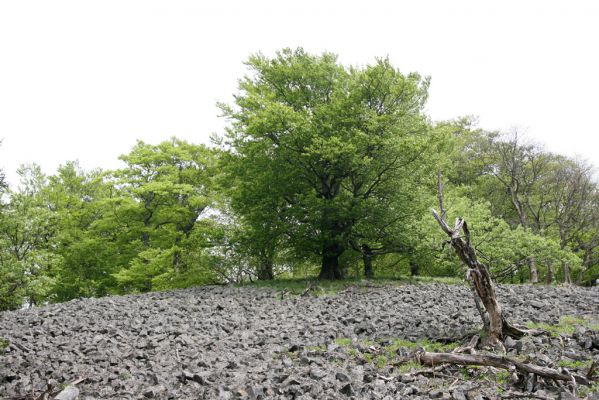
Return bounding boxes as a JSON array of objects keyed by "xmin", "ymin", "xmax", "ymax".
[{"xmin": 1, "ymin": 282, "xmax": 598, "ymax": 399}]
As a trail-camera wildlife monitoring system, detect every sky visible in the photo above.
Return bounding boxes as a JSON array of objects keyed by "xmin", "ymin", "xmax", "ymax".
[{"xmin": 1, "ymin": 0, "xmax": 598, "ymax": 186}]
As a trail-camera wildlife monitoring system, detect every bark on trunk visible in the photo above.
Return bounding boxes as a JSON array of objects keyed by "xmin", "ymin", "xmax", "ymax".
[
  {"xmin": 319, "ymin": 242, "xmax": 344, "ymax": 280},
  {"xmin": 257, "ymin": 259, "xmax": 274, "ymax": 280},
  {"xmin": 432, "ymin": 210, "xmax": 526, "ymax": 345},
  {"xmin": 528, "ymin": 256, "xmax": 539, "ymax": 284},
  {"xmin": 563, "ymin": 262, "xmax": 572, "ymax": 285},
  {"xmin": 545, "ymin": 262, "xmax": 554, "ymax": 285},
  {"xmin": 467, "ymin": 276, "xmax": 490, "ymax": 333},
  {"xmin": 576, "ymin": 269, "xmax": 585, "ymax": 285},
  {"xmin": 362, "ymin": 244, "xmax": 374, "ymax": 279},
  {"xmin": 410, "ymin": 260, "xmax": 419, "ymax": 276}
]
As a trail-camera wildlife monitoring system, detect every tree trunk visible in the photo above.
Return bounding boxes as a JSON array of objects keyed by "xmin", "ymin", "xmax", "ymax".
[
  {"xmin": 466, "ymin": 276, "xmax": 490, "ymax": 333},
  {"xmin": 432, "ymin": 210, "xmax": 526, "ymax": 346},
  {"xmin": 528, "ymin": 256, "xmax": 539, "ymax": 283},
  {"xmin": 563, "ymin": 262, "xmax": 572, "ymax": 285},
  {"xmin": 545, "ymin": 262, "xmax": 554, "ymax": 285},
  {"xmin": 576, "ymin": 269, "xmax": 584, "ymax": 285},
  {"xmin": 410, "ymin": 260, "xmax": 419, "ymax": 276},
  {"xmin": 362, "ymin": 244, "xmax": 374, "ymax": 279},
  {"xmin": 319, "ymin": 242, "xmax": 344, "ymax": 280},
  {"xmin": 257, "ymin": 258, "xmax": 274, "ymax": 280}
]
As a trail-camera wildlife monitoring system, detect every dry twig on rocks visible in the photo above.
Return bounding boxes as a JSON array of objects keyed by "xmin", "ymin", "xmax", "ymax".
[{"xmin": 416, "ymin": 351, "xmax": 590, "ymax": 385}]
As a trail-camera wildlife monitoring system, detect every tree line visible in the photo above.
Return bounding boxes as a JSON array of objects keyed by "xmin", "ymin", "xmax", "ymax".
[{"xmin": 1, "ymin": 48, "xmax": 597, "ymax": 310}]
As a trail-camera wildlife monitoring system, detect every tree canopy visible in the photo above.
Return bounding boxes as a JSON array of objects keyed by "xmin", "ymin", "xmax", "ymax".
[
  {"xmin": 222, "ymin": 48, "xmax": 433, "ymax": 279},
  {"xmin": 0, "ymin": 48, "xmax": 598, "ymax": 310}
]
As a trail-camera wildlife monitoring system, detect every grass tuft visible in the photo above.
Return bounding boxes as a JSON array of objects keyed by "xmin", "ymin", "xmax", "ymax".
[
  {"xmin": 335, "ymin": 337, "xmax": 352, "ymax": 346},
  {"xmin": 526, "ymin": 315, "xmax": 599, "ymax": 337},
  {"xmin": 333, "ymin": 336, "xmax": 458, "ymax": 370}
]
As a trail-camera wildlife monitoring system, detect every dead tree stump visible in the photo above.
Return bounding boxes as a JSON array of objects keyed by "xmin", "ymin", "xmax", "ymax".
[{"xmin": 432, "ymin": 210, "xmax": 528, "ymax": 346}]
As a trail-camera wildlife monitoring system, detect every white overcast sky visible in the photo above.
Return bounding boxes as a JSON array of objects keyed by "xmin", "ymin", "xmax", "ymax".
[{"xmin": 1, "ymin": 0, "xmax": 598, "ymax": 185}]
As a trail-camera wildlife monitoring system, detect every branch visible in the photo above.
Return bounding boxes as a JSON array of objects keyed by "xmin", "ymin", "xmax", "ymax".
[
  {"xmin": 437, "ymin": 171, "xmax": 447, "ymax": 220},
  {"xmin": 416, "ymin": 351, "xmax": 589, "ymax": 385},
  {"xmin": 432, "ymin": 208, "xmax": 453, "ymax": 236}
]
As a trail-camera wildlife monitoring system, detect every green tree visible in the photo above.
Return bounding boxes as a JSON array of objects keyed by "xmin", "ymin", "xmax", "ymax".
[
  {"xmin": 222, "ymin": 48, "xmax": 432, "ymax": 279},
  {"xmin": 111, "ymin": 138, "xmax": 219, "ymax": 291},
  {"xmin": 0, "ymin": 165, "xmax": 58, "ymax": 310},
  {"xmin": 43, "ymin": 162, "xmax": 120, "ymax": 301},
  {"xmin": 415, "ymin": 186, "xmax": 580, "ymax": 282},
  {"xmin": 0, "ymin": 140, "xmax": 7, "ymax": 192}
]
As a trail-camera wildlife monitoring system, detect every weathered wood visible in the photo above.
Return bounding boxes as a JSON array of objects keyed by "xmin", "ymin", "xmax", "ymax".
[
  {"xmin": 432, "ymin": 209, "xmax": 505, "ymax": 345},
  {"xmin": 588, "ymin": 360, "xmax": 597, "ymax": 380},
  {"xmin": 545, "ymin": 262, "xmax": 554, "ymax": 284},
  {"xmin": 453, "ymin": 334, "xmax": 479, "ymax": 354},
  {"xmin": 417, "ymin": 351, "xmax": 589, "ymax": 385},
  {"xmin": 563, "ymin": 262, "xmax": 572, "ymax": 285}
]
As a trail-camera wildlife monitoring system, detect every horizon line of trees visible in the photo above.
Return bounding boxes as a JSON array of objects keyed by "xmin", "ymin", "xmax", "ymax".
[{"xmin": 1, "ymin": 48, "xmax": 598, "ymax": 311}]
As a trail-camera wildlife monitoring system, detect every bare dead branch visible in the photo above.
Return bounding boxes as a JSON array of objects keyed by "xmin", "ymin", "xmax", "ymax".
[{"xmin": 416, "ymin": 351, "xmax": 589, "ymax": 385}]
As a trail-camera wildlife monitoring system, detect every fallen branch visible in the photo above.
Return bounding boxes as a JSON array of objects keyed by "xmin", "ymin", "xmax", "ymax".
[
  {"xmin": 500, "ymin": 390, "xmax": 551, "ymax": 400},
  {"xmin": 453, "ymin": 334, "xmax": 479, "ymax": 354},
  {"xmin": 416, "ymin": 351, "xmax": 590, "ymax": 385},
  {"xmin": 588, "ymin": 360, "xmax": 597, "ymax": 380}
]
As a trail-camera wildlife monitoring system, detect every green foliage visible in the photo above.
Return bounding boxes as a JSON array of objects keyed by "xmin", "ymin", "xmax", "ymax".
[
  {"xmin": 335, "ymin": 337, "xmax": 352, "ymax": 346},
  {"xmin": 526, "ymin": 315, "xmax": 599, "ymax": 337},
  {"xmin": 0, "ymin": 165, "xmax": 58, "ymax": 309},
  {"xmin": 305, "ymin": 344, "xmax": 327, "ymax": 352},
  {"xmin": 222, "ymin": 48, "xmax": 434, "ymax": 279},
  {"xmin": 412, "ymin": 185, "xmax": 581, "ymax": 281},
  {"xmin": 579, "ymin": 382, "xmax": 599, "ymax": 398},
  {"xmin": 333, "ymin": 336, "xmax": 457, "ymax": 371},
  {"xmin": 3, "ymin": 48, "xmax": 599, "ymax": 307},
  {"xmin": 110, "ymin": 138, "xmax": 220, "ymax": 292},
  {"xmin": 557, "ymin": 359, "xmax": 592, "ymax": 369}
]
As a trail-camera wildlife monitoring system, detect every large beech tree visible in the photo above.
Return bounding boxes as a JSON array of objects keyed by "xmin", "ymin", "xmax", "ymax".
[{"xmin": 222, "ymin": 48, "xmax": 431, "ymax": 279}]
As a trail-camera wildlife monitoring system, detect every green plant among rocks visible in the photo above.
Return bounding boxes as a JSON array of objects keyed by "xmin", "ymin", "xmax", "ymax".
[
  {"xmin": 579, "ymin": 381, "xmax": 599, "ymax": 398},
  {"xmin": 333, "ymin": 336, "xmax": 458, "ymax": 370},
  {"xmin": 557, "ymin": 359, "xmax": 593, "ymax": 369},
  {"xmin": 334, "ymin": 337, "xmax": 352, "ymax": 346},
  {"xmin": 526, "ymin": 315, "xmax": 599, "ymax": 337},
  {"xmin": 0, "ymin": 337, "xmax": 9, "ymax": 350}
]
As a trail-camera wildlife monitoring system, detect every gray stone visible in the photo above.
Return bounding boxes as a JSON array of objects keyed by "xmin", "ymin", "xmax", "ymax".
[
  {"xmin": 504, "ymin": 336, "xmax": 517, "ymax": 349},
  {"xmin": 402, "ymin": 386, "xmax": 419, "ymax": 396},
  {"xmin": 530, "ymin": 300, "xmax": 546, "ymax": 309},
  {"xmin": 335, "ymin": 371, "xmax": 350, "ymax": 382},
  {"xmin": 246, "ymin": 386, "xmax": 264, "ymax": 400},
  {"xmin": 558, "ymin": 390, "xmax": 578, "ymax": 400},
  {"xmin": 451, "ymin": 390, "xmax": 467, "ymax": 400},
  {"xmin": 143, "ymin": 385, "xmax": 166, "ymax": 398},
  {"xmin": 54, "ymin": 386, "xmax": 80, "ymax": 400},
  {"xmin": 308, "ymin": 367, "xmax": 326, "ymax": 379},
  {"xmin": 526, "ymin": 372, "xmax": 537, "ymax": 392},
  {"xmin": 1, "ymin": 283, "xmax": 599, "ymax": 399},
  {"xmin": 339, "ymin": 383, "xmax": 353, "ymax": 396}
]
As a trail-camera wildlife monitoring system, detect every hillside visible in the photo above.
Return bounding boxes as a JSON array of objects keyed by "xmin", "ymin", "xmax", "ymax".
[{"xmin": 1, "ymin": 283, "xmax": 598, "ymax": 399}]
